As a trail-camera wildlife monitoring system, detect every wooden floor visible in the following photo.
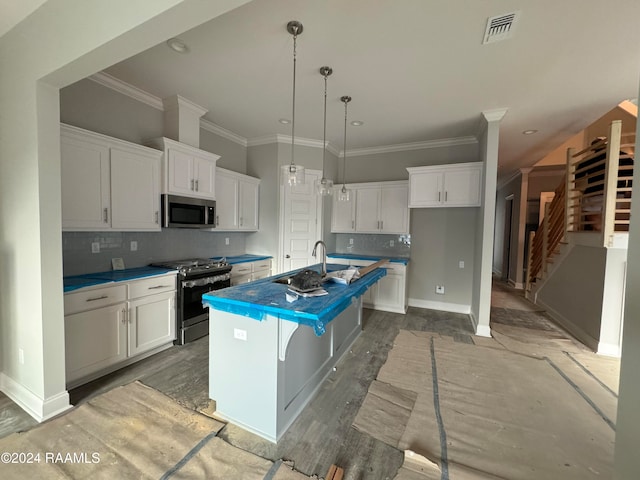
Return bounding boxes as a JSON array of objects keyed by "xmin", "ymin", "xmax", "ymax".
[{"xmin": 0, "ymin": 284, "xmax": 551, "ymax": 479}]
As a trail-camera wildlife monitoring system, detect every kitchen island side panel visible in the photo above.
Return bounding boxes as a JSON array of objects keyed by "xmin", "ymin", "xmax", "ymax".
[{"xmin": 208, "ymin": 297, "xmax": 362, "ymax": 442}]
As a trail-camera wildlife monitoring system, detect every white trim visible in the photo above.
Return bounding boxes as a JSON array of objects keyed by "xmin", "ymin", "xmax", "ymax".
[
  {"xmin": 0, "ymin": 373, "xmax": 72, "ymax": 422},
  {"xmin": 536, "ymin": 298, "xmax": 599, "ymax": 352},
  {"xmin": 482, "ymin": 108, "xmax": 508, "ymax": 123},
  {"xmin": 597, "ymin": 342, "xmax": 621, "ymax": 358},
  {"xmin": 475, "ymin": 324, "xmax": 492, "ymax": 337},
  {"xmin": 507, "ymin": 279, "xmax": 524, "ymax": 289},
  {"xmin": 89, "ymin": 72, "xmax": 163, "ymax": 110},
  {"xmin": 497, "ymin": 169, "xmax": 522, "ymax": 190},
  {"xmin": 345, "ymin": 136, "xmax": 478, "ymax": 157},
  {"xmin": 201, "ymin": 118, "xmax": 248, "ymax": 147},
  {"xmin": 162, "ymin": 94, "xmax": 208, "ymax": 117},
  {"xmin": 408, "ymin": 298, "xmax": 471, "ymax": 314}
]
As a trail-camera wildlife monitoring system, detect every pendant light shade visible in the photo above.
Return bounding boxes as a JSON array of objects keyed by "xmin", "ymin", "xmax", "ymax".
[
  {"xmin": 285, "ymin": 20, "xmax": 305, "ymax": 186},
  {"xmin": 317, "ymin": 66, "xmax": 334, "ymax": 196},
  {"xmin": 338, "ymin": 95, "xmax": 352, "ymax": 202}
]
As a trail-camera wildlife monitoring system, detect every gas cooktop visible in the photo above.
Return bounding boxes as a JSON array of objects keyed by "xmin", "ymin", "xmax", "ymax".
[{"xmin": 150, "ymin": 258, "xmax": 230, "ymax": 276}]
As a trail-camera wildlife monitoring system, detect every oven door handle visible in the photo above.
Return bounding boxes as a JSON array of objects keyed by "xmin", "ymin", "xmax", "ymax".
[{"xmin": 182, "ymin": 273, "xmax": 231, "ymax": 289}]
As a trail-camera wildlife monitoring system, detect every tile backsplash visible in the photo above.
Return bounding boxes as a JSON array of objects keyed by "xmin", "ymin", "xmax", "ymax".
[
  {"xmin": 334, "ymin": 234, "xmax": 410, "ymax": 258},
  {"xmin": 63, "ymin": 230, "xmax": 248, "ymax": 276}
]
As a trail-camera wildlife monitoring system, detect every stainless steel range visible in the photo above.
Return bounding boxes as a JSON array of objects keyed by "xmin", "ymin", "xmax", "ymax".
[{"xmin": 151, "ymin": 258, "xmax": 231, "ymax": 344}]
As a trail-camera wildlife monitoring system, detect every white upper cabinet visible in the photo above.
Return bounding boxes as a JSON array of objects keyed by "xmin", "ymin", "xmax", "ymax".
[
  {"xmin": 407, "ymin": 162, "xmax": 482, "ymax": 208},
  {"xmin": 330, "ymin": 187, "xmax": 356, "ymax": 233},
  {"xmin": 332, "ymin": 181, "xmax": 409, "ymax": 234},
  {"xmin": 214, "ymin": 167, "xmax": 260, "ymax": 231},
  {"xmin": 147, "ymin": 137, "xmax": 220, "ymax": 200},
  {"xmin": 61, "ymin": 124, "xmax": 162, "ymax": 231}
]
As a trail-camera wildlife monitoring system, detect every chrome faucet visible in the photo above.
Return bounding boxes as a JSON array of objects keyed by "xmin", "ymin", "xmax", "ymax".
[{"xmin": 312, "ymin": 240, "xmax": 327, "ymax": 277}]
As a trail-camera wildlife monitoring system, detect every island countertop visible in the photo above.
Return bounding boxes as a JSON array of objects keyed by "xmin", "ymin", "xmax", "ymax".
[{"xmin": 202, "ymin": 263, "xmax": 386, "ymax": 335}]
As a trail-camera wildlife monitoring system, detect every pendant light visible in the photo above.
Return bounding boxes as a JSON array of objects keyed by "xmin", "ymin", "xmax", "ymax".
[
  {"xmin": 284, "ymin": 20, "xmax": 305, "ymax": 186},
  {"xmin": 338, "ymin": 95, "xmax": 352, "ymax": 201},
  {"xmin": 317, "ymin": 66, "xmax": 334, "ymax": 196}
]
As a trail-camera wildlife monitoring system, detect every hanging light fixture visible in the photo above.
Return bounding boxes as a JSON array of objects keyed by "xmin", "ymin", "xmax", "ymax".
[
  {"xmin": 284, "ymin": 20, "xmax": 305, "ymax": 186},
  {"xmin": 338, "ymin": 95, "xmax": 352, "ymax": 201},
  {"xmin": 317, "ymin": 66, "xmax": 334, "ymax": 196}
]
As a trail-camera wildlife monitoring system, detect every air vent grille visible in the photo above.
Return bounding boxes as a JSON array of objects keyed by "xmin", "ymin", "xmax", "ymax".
[{"xmin": 483, "ymin": 11, "xmax": 519, "ymax": 44}]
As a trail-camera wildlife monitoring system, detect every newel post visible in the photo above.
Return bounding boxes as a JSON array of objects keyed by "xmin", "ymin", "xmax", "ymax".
[{"xmin": 602, "ymin": 120, "xmax": 622, "ymax": 246}]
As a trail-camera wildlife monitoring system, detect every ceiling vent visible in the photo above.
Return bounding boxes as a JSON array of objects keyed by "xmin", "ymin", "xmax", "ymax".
[{"xmin": 483, "ymin": 11, "xmax": 520, "ymax": 44}]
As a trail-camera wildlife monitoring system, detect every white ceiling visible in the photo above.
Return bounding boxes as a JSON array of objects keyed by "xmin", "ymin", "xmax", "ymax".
[{"xmin": 104, "ymin": 0, "xmax": 640, "ymax": 180}]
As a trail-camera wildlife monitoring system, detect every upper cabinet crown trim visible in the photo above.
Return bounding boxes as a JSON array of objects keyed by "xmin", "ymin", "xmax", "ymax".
[
  {"xmin": 61, "ymin": 123, "xmax": 162, "ymax": 158},
  {"xmin": 145, "ymin": 136, "xmax": 220, "ymax": 161}
]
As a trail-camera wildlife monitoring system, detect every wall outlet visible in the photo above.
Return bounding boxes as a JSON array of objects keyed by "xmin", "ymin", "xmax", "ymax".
[
  {"xmin": 349, "ymin": 238, "xmax": 354, "ymax": 245},
  {"xmin": 130, "ymin": 241, "xmax": 138, "ymax": 251},
  {"xmin": 435, "ymin": 285, "xmax": 445, "ymax": 294},
  {"xmin": 91, "ymin": 242, "xmax": 100, "ymax": 253},
  {"xmin": 459, "ymin": 260, "xmax": 464, "ymax": 269},
  {"xmin": 390, "ymin": 240, "xmax": 395, "ymax": 247},
  {"xmin": 225, "ymin": 237, "xmax": 230, "ymax": 245},
  {"xmin": 233, "ymin": 328, "xmax": 247, "ymax": 341},
  {"xmin": 18, "ymin": 348, "xmax": 24, "ymax": 365}
]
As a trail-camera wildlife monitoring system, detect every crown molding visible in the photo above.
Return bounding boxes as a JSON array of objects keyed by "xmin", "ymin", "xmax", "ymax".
[
  {"xmin": 482, "ymin": 108, "xmax": 508, "ymax": 123},
  {"xmin": 89, "ymin": 72, "xmax": 163, "ymax": 110},
  {"xmin": 90, "ymin": 71, "xmax": 478, "ymax": 156},
  {"xmin": 163, "ymin": 94, "xmax": 208, "ymax": 117},
  {"xmin": 343, "ymin": 136, "xmax": 478, "ymax": 158},
  {"xmin": 200, "ymin": 118, "xmax": 248, "ymax": 147}
]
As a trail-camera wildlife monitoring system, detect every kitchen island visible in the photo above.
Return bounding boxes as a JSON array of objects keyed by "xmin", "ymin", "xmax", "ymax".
[{"xmin": 202, "ymin": 264, "xmax": 386, "ymax": 442}]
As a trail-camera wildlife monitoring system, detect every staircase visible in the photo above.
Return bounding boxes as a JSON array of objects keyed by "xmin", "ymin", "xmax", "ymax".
[{"xmin": 525, "ymin": 120, "xmax": 635, "ymax": 300}]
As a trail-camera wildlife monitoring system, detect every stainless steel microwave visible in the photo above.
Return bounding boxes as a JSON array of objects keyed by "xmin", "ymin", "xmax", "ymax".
[{"xmin": 162, "ymin": 194, "xmax": 216, "ymax": 228}]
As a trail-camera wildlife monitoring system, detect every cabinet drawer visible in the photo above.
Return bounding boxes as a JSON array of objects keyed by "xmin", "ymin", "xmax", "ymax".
[
  {"xmin": 65, "ymin": 284, "xmax": 127, "ymax": 315},
  {"xmin": 129, "ymin": 274, "xmax": 176, "ymax": 299},
  {"xmin": 252, "ymin": 260, "xmax": 271, "ymax": 272},
  {"xmin": 232, "ymin": 264, "xmax": 253, "ymax": 276}
]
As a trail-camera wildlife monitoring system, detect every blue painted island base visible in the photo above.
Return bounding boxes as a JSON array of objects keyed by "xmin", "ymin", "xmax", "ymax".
[{"xmin": 208, "ymin": 297, "xmax": 363, "ymax": 442}]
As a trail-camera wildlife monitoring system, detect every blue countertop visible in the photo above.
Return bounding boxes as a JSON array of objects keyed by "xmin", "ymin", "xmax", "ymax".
[
  {"xmin": 64, "ymin": 266, "xmax": 176, "ymax": 293},
  {"xmin": 202, "ymin": 263, "xmax": 386, "ymax": 336},
  {"xmin": 327, "ymin": 253, "xmax": 409, "ymax": 265},
  {"xmin": 211, "ymin": 254, "xmax": 273, "ymax": 264}
]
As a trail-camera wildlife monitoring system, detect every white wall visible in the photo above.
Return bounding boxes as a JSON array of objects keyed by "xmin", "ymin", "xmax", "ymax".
[{"xmin": 0, "ymin": 0, "xmax": 252, "ymax": 420}]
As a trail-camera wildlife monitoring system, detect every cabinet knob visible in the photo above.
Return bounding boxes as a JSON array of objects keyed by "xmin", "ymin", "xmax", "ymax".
[{"xmin": 285, "ymin": 254, "xmax": 291, "ymax": 258}]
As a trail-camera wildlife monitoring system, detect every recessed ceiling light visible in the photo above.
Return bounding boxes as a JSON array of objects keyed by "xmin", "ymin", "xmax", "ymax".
[
  {"xmin": 351, "ymin": 120, "xmax": 364, "ymax": 126},
  {"xmin": 522, "ymin": 129, "xmax": 538, "ymax": 135},
  {"xmin": 166, "ymin": 38, "xmax": 189, "ymax": 54},
  {"xmin": 279, "ymin": 118, "xmax": 291, "ymax": 124}
]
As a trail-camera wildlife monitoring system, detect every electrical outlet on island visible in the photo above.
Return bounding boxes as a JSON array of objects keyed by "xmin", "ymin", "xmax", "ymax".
[{"xmin": 435, "ymin": 285, "xmax": 445, "ymax": 294}]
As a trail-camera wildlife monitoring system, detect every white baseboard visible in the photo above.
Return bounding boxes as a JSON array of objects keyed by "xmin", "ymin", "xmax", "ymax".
[
  {"xmin": 0, "ymin": 373, "xmax": 72, "ymax": 422},
  {"xmin": 408, "ymin": 298, "xmax": 471, "ymax": 314},
  {"xmin": 536, "ymin": 299, "xmax": 598, "ymax": 352},
  {"xmin": 507, "ymin": 279, "xmax": 524, "ymax": 289},
  {"xmin": 475, "ymin": 324, "xmax": 492, "ymax": 338},
  {"xmin": 597, "ymin": 342, "xmax": 621, "ymax": 358}
]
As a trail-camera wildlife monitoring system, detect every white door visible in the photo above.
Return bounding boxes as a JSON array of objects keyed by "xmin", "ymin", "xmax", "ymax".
[
  {"xmin": 409, "ymin": 170, "xmax": 442, "ymax": 207},
  {"xmin": 379, "ymin": 185, "xmax": 409, "ymax": 234},
  {"xmin": 239, "ymin": 179, "xmax": 259, "ymax": 230},
  {"xmin": 110, "ymin": 147, "xmax": 160, "ymax": 231},
  {"xmin": 355, "ymin": 187, "xmax": 381, "ymax": 232},
  {"xmin": 193, "ymin": 156, "xmax": 216, "ymax": 199},
  {"xmin": 443, "ymin": 168, "xmax": 481, "ymax": 206},
  {"xmin": 167, "ymin": 149, "xmax": 194, "ymax": 196},
  {"xmin": 215, "ymin": 171, "xmax": 239, "ymax": 229},
  {"xmin": 331, "ymin": 189, "xmax": 356, "ymax": 233},
  {"xmin": 60, "ymin": 135, "xmax": 110, "ymax": 230},
  {"xmin": 281, "ymin": 170, "xmax": 321, "ymax": 272},
  {"xmin": 128, "ymin": 291, "xmax": 175, "ymax": 357}
]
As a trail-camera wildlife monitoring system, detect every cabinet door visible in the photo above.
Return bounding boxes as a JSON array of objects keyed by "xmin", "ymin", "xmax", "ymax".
[
  {"xmin": 61, "ymin": 136, "xmax": 110, "ymax": 230},
  {"xmin": 443, "ymin": 167, "xmax": 481, "ymax": 207},
  {"xmin": 408, "ymin": 170, "xmax": 443, "ymax": 207},
  {"xmin": 239, "ymin": 179, "xmax": 259, "ymax": 230},
  {"xmin": 215, "ymin": 171, "xmax": 239, "ymax": 229},
  {"xmin": 331, "ymin": 190, "xmax": 356, "ymax": 232},
  {"xmin": 379, "ymin": 185, "xmax": 409, "ymax": 234},
  {"xmin": 128, "ymin": 291, "xmax": 176, "ymax": 357},
  {"xmin": 193, "ymin": 156, "xmax": 216, "ymax": 199},
  {"xmin": 65, "ymin": 303, "xmax": 127, "ymax": 383},
  {"xmin": 167, "ymin": 149, "xmax": 195, "ymax": 195},
  {"xmin": 110, "ymin": 148, "xmax": 161, "ymax": 231},
  {"xmin": 373, "ymin": 274, "xmax": 404, "ymax": 311},
  {"xmin": 355, "ymin": 187, "xmax": 381, "ymax": 232}
]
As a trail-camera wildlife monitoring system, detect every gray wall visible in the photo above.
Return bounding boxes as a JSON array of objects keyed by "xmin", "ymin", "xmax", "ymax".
[
  {"xmin": 200, "ymin": 128, "xmax": 247, "ymax": 173},
  {"xmin": 536, "ymin": 245, "xmax": 606, "ymax": 344},
  {"xmin": 409, "ymin": 208, "xmax": 476, "ymax": 306},
  {"xmin": 494, "ymin": 174, "xmax": 523, "ymax": 281}
]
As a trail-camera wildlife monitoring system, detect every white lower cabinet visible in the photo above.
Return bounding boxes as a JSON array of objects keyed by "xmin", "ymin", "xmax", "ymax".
[
  {"xmin": 64, "ymin": 273, "xmax": 176, "ymax": 387},
  {"xmin": 230, "ymin": 259, "xmax": 272, "ymax": 285},
  {"xmin": 329, "ymin": 257, "xmax": 408, "ymax": 314}
]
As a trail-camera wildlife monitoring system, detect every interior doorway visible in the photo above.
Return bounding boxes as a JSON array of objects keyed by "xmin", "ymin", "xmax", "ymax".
[{"xmin": 501, "ymin": 195, "xmax": 514, "ymax": 282}]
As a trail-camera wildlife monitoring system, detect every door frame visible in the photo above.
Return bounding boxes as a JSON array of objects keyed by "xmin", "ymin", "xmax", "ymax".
[{"xmin": 277, "ymin": 168, "xmax": 323, "ymax": 274}]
